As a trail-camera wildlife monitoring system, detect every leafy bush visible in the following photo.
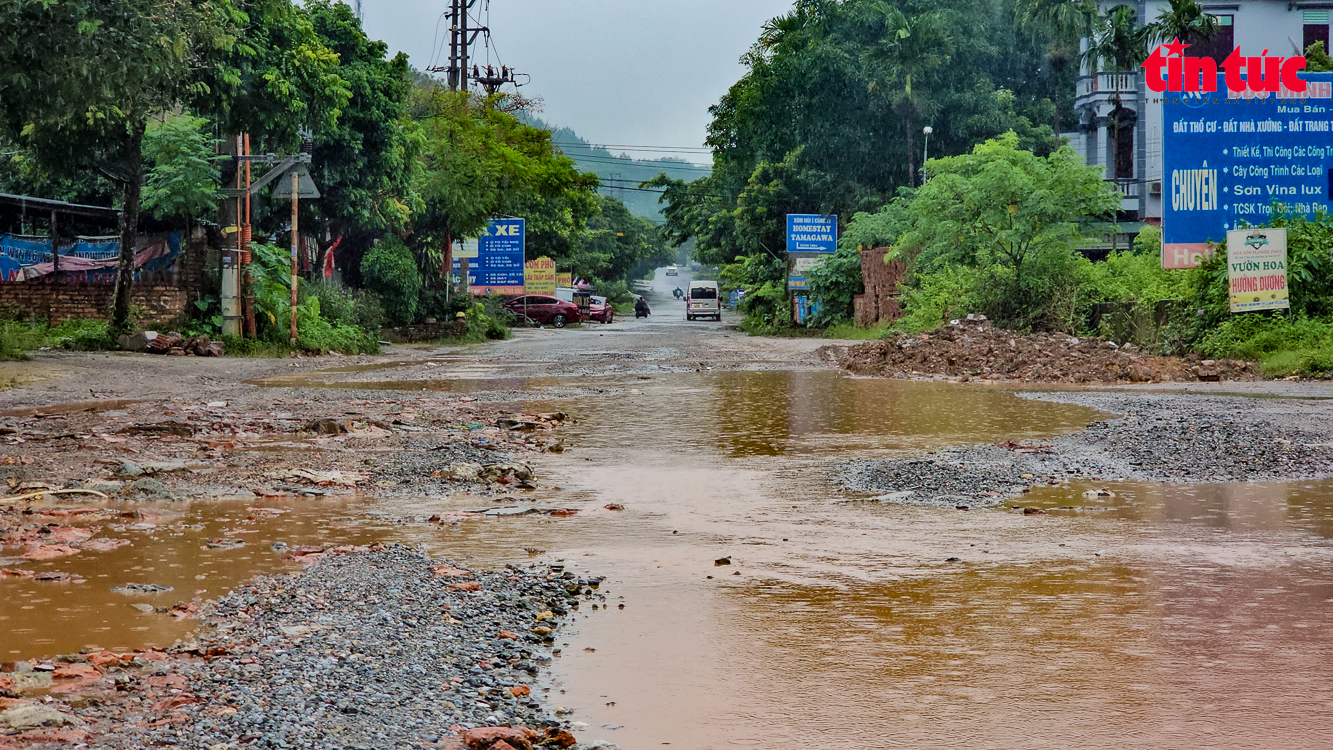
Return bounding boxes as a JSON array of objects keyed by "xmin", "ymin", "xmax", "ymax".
[
  {"xmin": 892, "ymin": 133, "xmax": 1120, "ymax": 332},
  {"xmin": 360, "ymin": 239, "xmax": 421, "ymax": 326},
  {"xmin": 806, "ymin": 244, "xmax": 865, "ymax": 326},
  {"xmin": 1132, "ymin": 224, "xmax": 1161, "ymax": 255},
  {"xmin": 308, "ymin": 279, "xmax": 386, "ymax": 332},
  {"xmin": 894, "ymin": 264, "xmax": 981, "ymax": 333},
  {"xmin": 246, "ymin": 242, "xmax": 380, "ymax": 355},
  {"xmin": 1198, "ymin": 314, "xmax": 1333, "ymax": 361}
]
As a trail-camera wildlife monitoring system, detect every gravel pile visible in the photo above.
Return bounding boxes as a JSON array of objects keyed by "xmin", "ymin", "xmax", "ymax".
[
  {"xmin": 95, "ymin": 546, "xmax": 598, "ymax": 750},
  {"xmin": 838, "ymin": 391, "xmax": 1333, "ymax": 505},
  {"xmin": 835, "ymin": 318, "xmax": 1258, "ymax": 384}
]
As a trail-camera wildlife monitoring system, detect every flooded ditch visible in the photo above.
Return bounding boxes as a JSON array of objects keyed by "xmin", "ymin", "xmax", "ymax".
[{"xmin": 5, "ymin": 364, "xmax": 1333, "ymax": 748}]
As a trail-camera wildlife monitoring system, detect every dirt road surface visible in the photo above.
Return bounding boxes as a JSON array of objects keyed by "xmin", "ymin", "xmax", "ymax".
[{"xmin": 4, "ymin": 268, "xmax": 1333, "ymax": 750}]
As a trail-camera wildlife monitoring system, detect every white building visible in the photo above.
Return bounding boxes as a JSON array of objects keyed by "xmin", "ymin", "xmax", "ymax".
[{"xmin": 1075, "ymin": 0, "xmax": 1329, "ymax": 226}]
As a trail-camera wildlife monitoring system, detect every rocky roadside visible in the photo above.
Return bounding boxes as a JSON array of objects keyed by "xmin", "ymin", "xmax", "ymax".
[
  {"xmin": 837, "ymin": 390, "xmax": 1333, "ymax": 506},
  {"xmin": 0, "ymin": 392, "xmax": 574, "ymax": 506},
  {"xmin": 3, "ymin": 546, "xmax": 617, "ymax": 750}
]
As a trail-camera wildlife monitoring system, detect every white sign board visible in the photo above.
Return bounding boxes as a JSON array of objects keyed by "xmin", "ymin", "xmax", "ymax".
[{"xmin": 1226, "ymin": 227, "xmax": 1288, "ymax": 313}]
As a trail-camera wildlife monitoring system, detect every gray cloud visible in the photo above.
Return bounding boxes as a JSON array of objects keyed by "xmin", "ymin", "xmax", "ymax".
[{"xmin": 361, "ymin": 0, "xmax": 795, "ymax": 153}]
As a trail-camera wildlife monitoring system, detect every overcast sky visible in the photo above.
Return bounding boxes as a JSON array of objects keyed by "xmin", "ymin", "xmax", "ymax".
[{"xmin": 361, "ymin": 0, "xmax": 795, "ymax": 160}]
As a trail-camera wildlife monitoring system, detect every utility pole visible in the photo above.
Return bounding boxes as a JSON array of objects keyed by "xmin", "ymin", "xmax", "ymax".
[
  {"xmin": 290, "ymin": 170, "xmax": 299, "ymax": 345},
  {"xmin": 427, "ymin": 0, "xmax": 527, "ymax": 299}
]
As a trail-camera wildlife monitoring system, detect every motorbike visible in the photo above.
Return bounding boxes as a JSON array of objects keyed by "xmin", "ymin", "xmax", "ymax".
[{"xmin": 634, "ymin": 298, "xmax": 651, "ymax": 318}]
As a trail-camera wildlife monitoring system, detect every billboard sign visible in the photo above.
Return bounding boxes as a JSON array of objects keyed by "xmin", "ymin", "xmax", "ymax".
[
  {"xmin": 525, "ymin": 256, "xmax": 556, "ymax": 295},
  {"xmin": 786, "ymin": 214, "xmax": 838, "ymax": 253},
  {"xmin": 557, "ymin": 272, "xmax": 572, "ymax": 289},
  {"xmin": 1161, "ymin": 73, "xmax": 1333, "ymax": 269},
  {"xmin": 787, "ymin": 255, "xmax": 828, "ymax": 291},
  {"xmin": 1226, "ymin": 227, "xmax": 1288, "ymax": 312},
  {"xmin": 466, "ymin": 218, "xmax": 525, "ymax": 295}
]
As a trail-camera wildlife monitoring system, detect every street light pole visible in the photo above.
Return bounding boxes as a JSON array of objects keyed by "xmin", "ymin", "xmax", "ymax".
[{"xmin": 922, "ymin": 126, "xmax": 933, "ymax": 186}]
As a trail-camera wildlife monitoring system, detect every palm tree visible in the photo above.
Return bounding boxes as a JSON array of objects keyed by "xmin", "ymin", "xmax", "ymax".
[
  {"xmin": 1145, "ymin": 0, "xmax": 1219, "ymax": 47},
  {"xmin": 1015, "ymin": 0, "xmax": 1096, "ymax": 137},
  {"xmin": 1082, "ymin": 5, "xmax": 1147, "ymax": 181},
  {"xmin": 862, "ymin": 3, "xmax": 955, "ymax": 187}
]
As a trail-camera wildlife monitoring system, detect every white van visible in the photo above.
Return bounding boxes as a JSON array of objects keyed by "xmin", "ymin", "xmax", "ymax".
[{"xmin": 686, "ymin": 280, "xmax": 722, "ymax": 321}]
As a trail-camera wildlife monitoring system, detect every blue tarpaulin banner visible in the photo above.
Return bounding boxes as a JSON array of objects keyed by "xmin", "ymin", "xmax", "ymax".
[
  {"xmin": 1161, "ymin": 73, "xmax": 1333, "ymax": 268},
  {"xmin": 0, "ymin": 233, "xmax": 180, "ymax": 282}
]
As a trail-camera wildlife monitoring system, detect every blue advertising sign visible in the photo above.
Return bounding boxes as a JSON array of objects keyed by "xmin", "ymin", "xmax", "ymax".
[
  {"xmin": 1162, "ymin": 74, "xmax": 1333, "ymax": 268},
  {"xmin": 786, "ymin": 214, "xmax": 838, "ymax": 253},
  {"xmin": 468, "ymin": 218, "xmax": 525, "ymax": 294}
]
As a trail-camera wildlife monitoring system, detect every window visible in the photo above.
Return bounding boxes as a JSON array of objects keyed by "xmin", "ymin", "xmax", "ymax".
[
  {"xmin": 1187, "ymin": 15, "xmax": 1233, "ymax": 65},
  {"xmin": 1305, "ymin": 11, "xmax": 1330, "ymax": 56},
  {"xmin": 1115, "ymin": 120, "xmax": 1134, "ymax": 179},
  {"xmin": 690, "ymin": 286, "xmax": 718, "ymax": 300}
]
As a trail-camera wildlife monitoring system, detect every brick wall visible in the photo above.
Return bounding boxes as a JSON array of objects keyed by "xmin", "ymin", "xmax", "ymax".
[
  {"xmin": 0, "ymin": 283, "xmax": 189, "ymax": 325},
  {"xmin": 854, "ymin": 247, "xmax": 906, "ymax": 327}
]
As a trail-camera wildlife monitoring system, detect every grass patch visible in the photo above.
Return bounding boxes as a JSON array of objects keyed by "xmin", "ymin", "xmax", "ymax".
[
  {"xmin": 821, "ymin": 321, "xmax": 893, "ymax": 340},
  {"xmin": 0, "ymin": 319, "xmax": 116, "ymax": 360},
  {"xmin": 1260, "ymin": 345, "xmax": 1333, "ymax": 378}
]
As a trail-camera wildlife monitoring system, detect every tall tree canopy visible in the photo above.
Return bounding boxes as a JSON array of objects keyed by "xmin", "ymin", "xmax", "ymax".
[{"xmin": 0, "ymin": 0, "xmax": 236, "ymax": 332}]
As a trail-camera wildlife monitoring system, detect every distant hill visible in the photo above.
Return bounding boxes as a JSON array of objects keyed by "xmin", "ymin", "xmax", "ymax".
[{"xmin": 526, "ymin": 116, "xmax": 711, "ymax": 222}]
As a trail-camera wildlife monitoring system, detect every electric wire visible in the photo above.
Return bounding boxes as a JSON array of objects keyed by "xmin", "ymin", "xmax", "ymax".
[{"xmin": 563, "ymin": 154, "xmax": 712, "ymax": 172}]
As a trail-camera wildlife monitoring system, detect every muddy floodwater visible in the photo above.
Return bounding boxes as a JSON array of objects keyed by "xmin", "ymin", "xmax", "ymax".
[{"xmin": 6, "ymin": 362, "xmax": 1333, "ymax": 749}]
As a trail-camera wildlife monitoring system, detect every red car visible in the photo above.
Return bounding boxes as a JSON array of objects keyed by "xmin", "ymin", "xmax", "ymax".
[
  {"xmin": 588, "ymin": 295, "xmax": 614, "ymax": 324},
  {"xmin": 504, "ymin": 295, "xmax": 582, "ymax": 328}
]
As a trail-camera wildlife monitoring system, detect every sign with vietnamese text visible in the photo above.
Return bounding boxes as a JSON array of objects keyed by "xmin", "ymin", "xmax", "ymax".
[
  {"xmin": 1226, "ymin": 227, "xmax": 1288, "ymax": 312},
  {"xmin": 787, "ymin": 254, "xmax": 828, "ymax": 291},
  {"xmin": 557, "ymin": 272, "xmax": 572, "ymax": 289},
  {"xmin": 468, "ymin": 218, "xmax": 525, "ymax": 295},
  {"xmin": 525, "ymin": 256, "xmax": 556, "ymax": 295},
  {"xmin": 1161, "ymin": 73, "xmax": 1333, "ymax": 269},
  {"xmin": 786, "ymin": 214, "xmax": 837, "ymax": 253}
]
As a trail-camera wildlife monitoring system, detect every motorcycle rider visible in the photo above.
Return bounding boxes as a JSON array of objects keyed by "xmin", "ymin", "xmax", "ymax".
[{"xmin": 634, "ymin": 296, "xmax": 651, "ymax": 318}]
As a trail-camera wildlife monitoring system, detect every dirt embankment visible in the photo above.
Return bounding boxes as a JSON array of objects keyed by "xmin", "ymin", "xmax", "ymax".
[{"xmin": 833, "ymin": 318, "xmax": 1257, "ymax": 384}]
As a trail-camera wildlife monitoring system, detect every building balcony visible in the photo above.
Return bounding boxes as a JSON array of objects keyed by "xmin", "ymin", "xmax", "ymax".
[{"xmin": 1076, "ymin": 72, "xmax": 1138, "ymax": 107}]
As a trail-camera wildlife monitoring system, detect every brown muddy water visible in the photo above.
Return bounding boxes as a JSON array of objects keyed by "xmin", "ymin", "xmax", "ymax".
[{"xmin": 6, "ymin": 369, "xmax": 1333, "ymax": 749}]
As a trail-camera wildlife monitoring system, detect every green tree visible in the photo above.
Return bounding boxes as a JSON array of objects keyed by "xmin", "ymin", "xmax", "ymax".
[
  {"xmin": 361, "ymin": 239, "xmax": 421, "ymax": 325},
  {"xmin": 194, "ymin": 0, "xmax": 350, "ymax": 153},
  {"xmin": 894, "ymin": 132, "xmax": 1120, "ymax": 330},
  {"xmin": 304, "ymin": 1, "xmax": 418, "ymax": 253},
  {"xmin": 142, "ymin": 115, "xmax": 221, "ymax": 225},
  {"xmin": 1144, "ymin": 0, "xmax": 1218, "ymax": 47},
  {"xmin": 0, "ymin": 0, "xmax": 235, "ymax": 334},
  {"xmin": 1307, "ymin": 41, "xmax": 1333, "ymax": 72},
  {"xmin": 862, "ymin": 4, "xmax": 955, "ymax": 186},
  {"xmin": 410, "ymin": 87, "xmax": 597, "ymax": 282},
  {"xmin": 1015, "ymin": 0, "xmax": 1095, "ymax": 136}
]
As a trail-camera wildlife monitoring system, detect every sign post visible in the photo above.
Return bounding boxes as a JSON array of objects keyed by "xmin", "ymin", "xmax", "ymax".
[
  {"xmin": 785, "ymin": 214, "xmax": 837, "ymax": 321},
  {"xmin": 1161, "ymin": 73, "xmax": 1333, "ymax": 269},
  {"xmin": 524, "ymin": 256, "xmax": 556, "ymax": 295},
  {"xmin": 1226, "ymin": 228, "xmax": 1289, "ymax": 313},
  {"xmin": 456, "ymin": 218, "xmax": 525, "ymax": 296}
]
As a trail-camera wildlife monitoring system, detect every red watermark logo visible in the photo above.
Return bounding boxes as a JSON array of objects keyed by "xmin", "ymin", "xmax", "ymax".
[{"xmin": 1142, "ymin": 39, "xmax": 1307, "ymax": 93}]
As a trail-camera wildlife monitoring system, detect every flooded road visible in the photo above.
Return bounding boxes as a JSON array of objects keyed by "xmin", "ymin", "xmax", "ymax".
[{"xmin": 5, "ymin": 277, "xmax": 1333, "ymax": 748}]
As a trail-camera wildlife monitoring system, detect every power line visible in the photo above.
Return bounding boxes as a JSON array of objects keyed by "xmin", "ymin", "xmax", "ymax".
[
  {"xmin": 566, "ymin": 155, "xmax": 712, "ymax": 172},
  {"xmin": 554, "ymin": 142, "xmax": 713, "ymax": 154}
]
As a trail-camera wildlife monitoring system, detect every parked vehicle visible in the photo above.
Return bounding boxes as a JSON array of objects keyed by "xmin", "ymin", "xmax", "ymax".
[
  {"xmin": 686, "ymin": 280, "xmax": 722, "ymax": 321},
  {"xmin": 503, "ymin": 295, "xmax": 582, "ymax": 328},
  {"xmin": 589, "ymin": 295, "xmax": 614, "ymax": 323},
  {"xmin": 665, "ymin": 265, "xmax": 678, "ymax": 276}
]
